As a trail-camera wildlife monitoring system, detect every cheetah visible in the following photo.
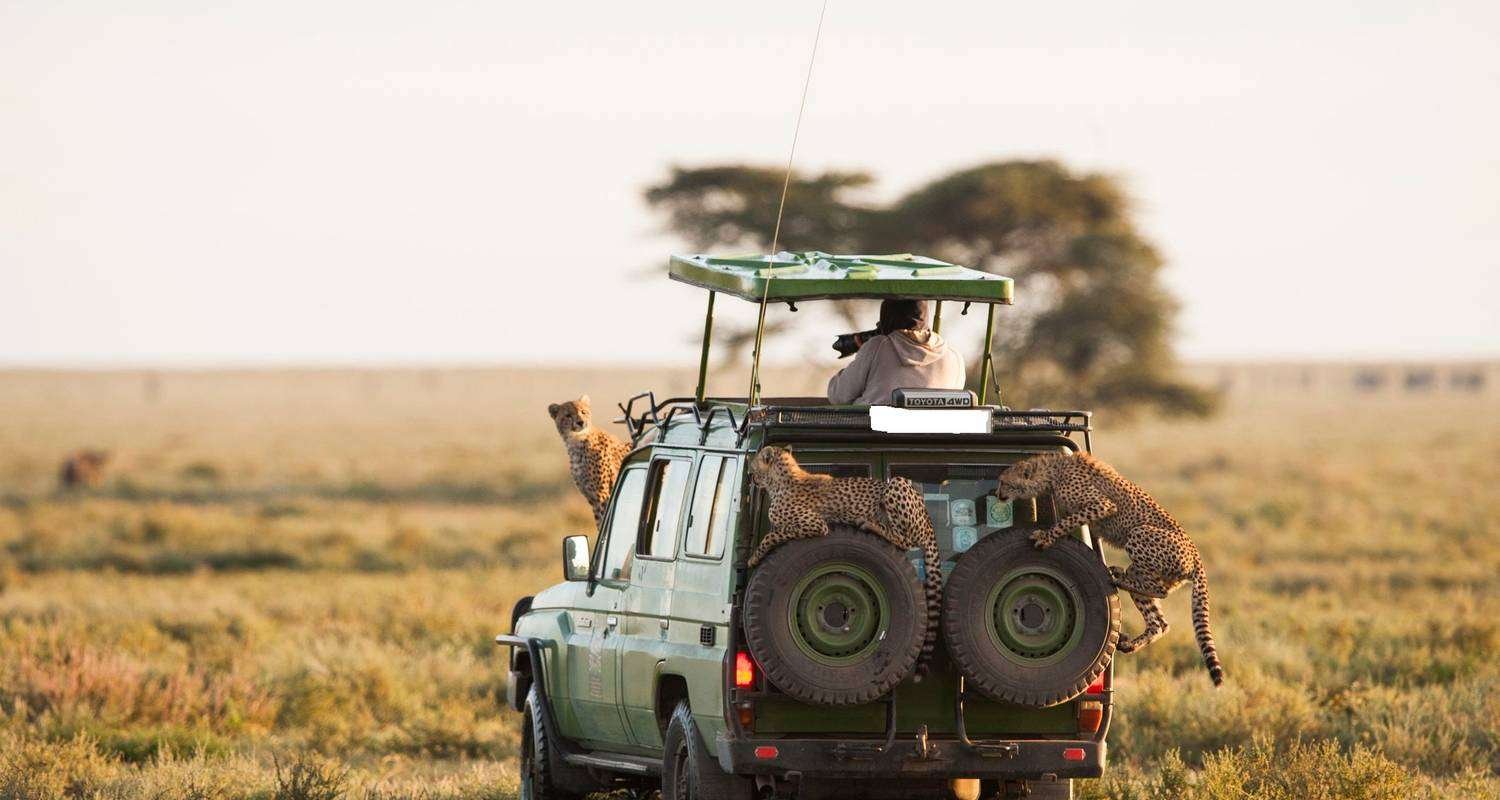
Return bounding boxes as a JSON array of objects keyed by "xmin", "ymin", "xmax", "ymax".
[
  {"xmin": 997, "ymin": 452, "xmax": 1225, "ymax": 686},
  {"xmin": 548, "ymin": 396, "xmax": 632, "ymax": 527},
  {"xmin": 747, "ymin": 446, "xmax": 943, "ymax": 675},
  {"xmin": 59, "ymin": 449, "xmax": 111, "ymax": 490}
]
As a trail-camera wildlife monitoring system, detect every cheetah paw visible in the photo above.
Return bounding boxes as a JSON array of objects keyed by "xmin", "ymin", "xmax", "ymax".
[{"xmin": 1029, "ymin": 530, "xmax": 1059, "ymax": 549}]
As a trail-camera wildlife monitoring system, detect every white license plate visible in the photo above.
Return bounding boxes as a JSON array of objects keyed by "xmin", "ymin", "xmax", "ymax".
[{"xmin": 869, "ymin": 406, "xmax": 992, "ymax": 434}]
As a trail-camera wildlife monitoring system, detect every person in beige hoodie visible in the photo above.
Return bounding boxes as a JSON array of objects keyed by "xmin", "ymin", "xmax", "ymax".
[{"xmin": 827, "ymin": 299, "xmax": 967, "ymax": 406}]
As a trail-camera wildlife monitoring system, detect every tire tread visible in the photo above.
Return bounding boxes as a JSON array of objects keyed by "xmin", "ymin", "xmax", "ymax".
[
  {"xmin": 942, "ymin": 531, "xmax": 1120, "ymax": 708},
  {"xmin": 744, "ymin": 528, "xmax": 927, "ymax": 706}
]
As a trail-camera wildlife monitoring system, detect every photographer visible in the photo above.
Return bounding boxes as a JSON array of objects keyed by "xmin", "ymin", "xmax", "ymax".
[{"xmin": 827, "ymin": 299, "xmax": 966, "ymax": 405}]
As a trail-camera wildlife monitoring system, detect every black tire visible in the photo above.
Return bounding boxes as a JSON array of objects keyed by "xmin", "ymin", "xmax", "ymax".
[
  {"xmin": 943, "ymin": 530, "xmax": 1119, "ymax": 708},
  {"xmin": 662, "ymin": 701, "xmax": 753, "ymax": 800},
  {"xmin": 744, "ymin": 527, "xmax": 928, "ymax": 705},
  {"xmin": 520, "ymin": 687, "xmax": 594, "ymax": 800}
]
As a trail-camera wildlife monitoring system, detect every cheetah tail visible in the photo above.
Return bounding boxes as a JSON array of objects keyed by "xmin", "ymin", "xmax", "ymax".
[
  {"xmin": 1191, "ymin": 566, "xmax": 1225, "ymax": 686},
  {"xmin": 916, "ymin": 539, "xmax": 942, "ymax": 678}
]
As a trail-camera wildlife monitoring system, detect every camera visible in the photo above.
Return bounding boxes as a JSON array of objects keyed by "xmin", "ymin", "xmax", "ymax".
[{"xmin": 832, "ymin": 328, "xmax": 880, "ymax": 358}]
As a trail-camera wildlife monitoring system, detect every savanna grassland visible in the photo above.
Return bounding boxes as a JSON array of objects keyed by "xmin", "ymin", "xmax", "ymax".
[{"xmin": 0, "ymin": 368, "xmax": 1495, "ymax": 799}]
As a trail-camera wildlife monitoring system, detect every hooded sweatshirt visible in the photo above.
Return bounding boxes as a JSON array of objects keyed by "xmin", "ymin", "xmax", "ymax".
[{"xmin": 826, "ymin": 329, "xmax": 967, "ymax": 406}]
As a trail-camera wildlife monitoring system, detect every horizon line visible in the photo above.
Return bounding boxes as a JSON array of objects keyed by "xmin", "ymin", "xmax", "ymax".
[{"xmin": 1, "ymin": 355, "xmax": 1497, "ymax": 373}]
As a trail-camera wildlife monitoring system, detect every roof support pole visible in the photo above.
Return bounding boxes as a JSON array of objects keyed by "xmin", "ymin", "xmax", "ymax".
[
  {"xmin": 748, "ymin": 299, "xmax": 769, "ymax": 405},
  {"xmin": 695, "ymin": 291, "xmax": 716, "ymax": 404},
  {"xmin": 932, "ymin": 301, "xmax": 943, "ymax": 334},
  {"xmin": 978, "ymin": 303, "xmax": 997, "ymax": 405}
]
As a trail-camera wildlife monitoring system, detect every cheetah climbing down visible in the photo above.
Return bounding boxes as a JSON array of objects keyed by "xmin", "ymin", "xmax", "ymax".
[
  {"xmin": 997, "ymin": 452, "xmax": 1225, "ymax": 686},
  {"xmin": 747, "ymin": 445, "xmax": 943, "ymax": 674},
  {"xmin": 548, "ymin": 396, "xmax": 632, "ymax": 527}
]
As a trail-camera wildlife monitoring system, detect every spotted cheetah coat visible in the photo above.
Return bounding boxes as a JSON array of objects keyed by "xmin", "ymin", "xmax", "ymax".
[
  {"xmin": 747, "ymin": 446, "xmax": 943, "ymax": 675},
  {"xmin": 997, "ymin": 452, "xmax": 1224, "ymax": 685},
  {"xmin": 548, "ymin": 397, "xmax": 632, "ymax": 527}
]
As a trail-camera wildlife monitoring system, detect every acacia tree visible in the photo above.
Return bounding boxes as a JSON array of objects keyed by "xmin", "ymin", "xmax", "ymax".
[{"xmin": 644, "ymin": 160, "xmax": 1214, "ymax": 417}]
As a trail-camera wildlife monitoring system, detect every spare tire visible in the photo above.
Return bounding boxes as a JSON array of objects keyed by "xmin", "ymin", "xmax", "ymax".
[
  {"xmin": 744, "ymin": 527, "xmax": 927, "ymax": 705},
  {"xmin": 943, "ymin": 528, "xmax": 1119, "ymax": 708}
]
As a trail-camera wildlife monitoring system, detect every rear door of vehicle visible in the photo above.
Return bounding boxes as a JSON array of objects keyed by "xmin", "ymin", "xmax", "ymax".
[
  {"xmin": 748, "ymin": 443, "xmax": 1075, "ymax": 737},
  {"xmin": 619, "ymin": 449, "xmax": 693, "ymax": 747},
  {"xmin": 885, "ymin": 452, "xmax": 1057, "ymax": 573}
]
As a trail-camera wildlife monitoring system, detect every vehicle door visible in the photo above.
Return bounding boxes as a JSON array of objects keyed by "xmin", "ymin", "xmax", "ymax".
[
  {"xmin": 619, "ymin": 450, "xmax": 694, "ymax": 747},
  {"xmin": 667, "ymin": 451, "xmax": 742, "ymax": 750},
  {"xmin": 560, "ymin": 460, "xmax": 646, "ymax": 749}
]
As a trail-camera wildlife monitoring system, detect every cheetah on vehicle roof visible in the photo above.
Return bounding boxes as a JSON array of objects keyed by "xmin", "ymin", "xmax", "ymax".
[
  {"xmin": 997, "ymin": 451, "xmax": 1225, "ymax": 686},
  {"xmin": 747, "ymin": 445, "xmax": 944, "ymax": 675}
]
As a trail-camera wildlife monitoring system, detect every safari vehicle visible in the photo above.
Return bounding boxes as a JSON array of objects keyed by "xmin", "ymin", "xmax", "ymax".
[{"xmin": 497, "ymin": 252, "xmax": 1120, "ymax": 800}]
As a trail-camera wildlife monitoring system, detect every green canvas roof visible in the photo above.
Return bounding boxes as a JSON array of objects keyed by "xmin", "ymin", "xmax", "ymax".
[{"xmin": 668, "ymin": 251, "xmax": 1014, "ymax": 304}]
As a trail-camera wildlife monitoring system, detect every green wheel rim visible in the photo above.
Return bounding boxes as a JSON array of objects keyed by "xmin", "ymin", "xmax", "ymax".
[
  {"xmin": 787, "ymin": 562, "xmax": 889, "ymax": 666},
  {"xmin": 984, "ymin": 566, "xmax": 1084, "ymax": 666}
]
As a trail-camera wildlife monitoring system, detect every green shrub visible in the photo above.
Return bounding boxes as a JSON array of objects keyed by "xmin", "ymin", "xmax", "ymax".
[{"xmin": 272, "ymin": 754, "xmax": 348, "ymax": 800}]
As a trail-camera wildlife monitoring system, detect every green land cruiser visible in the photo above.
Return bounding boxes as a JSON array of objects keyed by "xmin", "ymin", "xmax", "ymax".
[{"xmin": 498, "ymin": 253, "xmax": 1120, "ymax": 800}]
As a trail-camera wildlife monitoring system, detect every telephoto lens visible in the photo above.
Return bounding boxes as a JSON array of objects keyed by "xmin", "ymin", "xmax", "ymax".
[{"xmin": 832, "ymin": 329, "xmax": 880, "ymax": 358}]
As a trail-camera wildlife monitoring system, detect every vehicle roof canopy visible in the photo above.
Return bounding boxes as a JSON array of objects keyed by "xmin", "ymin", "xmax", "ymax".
[{"xmin": 669, "ymin": 251, "xmax": 1013, "ymax": 304}]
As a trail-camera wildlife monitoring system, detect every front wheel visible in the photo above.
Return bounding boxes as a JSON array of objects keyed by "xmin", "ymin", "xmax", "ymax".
[
  {"xmin": 662, "ymin": 701, "xmax": 753, "ymax": 800},
  {"xmin": 520, "ymin": 687, "xmax": 594, "ymax": 800}
]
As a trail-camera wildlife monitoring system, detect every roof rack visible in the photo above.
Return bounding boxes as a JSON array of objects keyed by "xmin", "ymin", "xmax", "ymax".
[
  {"xmin": 615, "ymin": 394, "xmax": 745, "ymax": 448},
  {"xmin": 614, "ymin": 394, "xmax": 1092, "ymax": 451},
  {"xmin": 614, "ymin": 391, "xmax": 661, "ymax": 443}
]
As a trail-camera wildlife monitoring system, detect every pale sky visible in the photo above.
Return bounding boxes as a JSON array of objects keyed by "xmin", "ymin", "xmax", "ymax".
[{"xmin": 2, "ymin": 1, "xmax": 1497, "ymax": 366}]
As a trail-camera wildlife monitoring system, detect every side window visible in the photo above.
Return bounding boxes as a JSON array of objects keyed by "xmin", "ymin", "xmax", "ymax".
[
  {"xmin": 637, "ymin": 458, "xmax": 691, "ymax": 559},
  {"xmin": 600, "ymin": 467, "xmax": 647, "ymax": 580},
  {"xmin": 685, "ymin": 455, "xmax": 739, "ymax": 559}
]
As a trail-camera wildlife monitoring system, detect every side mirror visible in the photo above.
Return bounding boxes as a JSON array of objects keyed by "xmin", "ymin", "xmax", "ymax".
[{"xmin": 562, "ymin": 535, "xmax": 591, "ymax": 582}]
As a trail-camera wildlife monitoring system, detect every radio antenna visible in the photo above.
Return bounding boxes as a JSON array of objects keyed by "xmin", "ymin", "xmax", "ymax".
[
  {"xmin": 768, "ymin": 0, "xmax": 828, "ymax": 256},
  {"xmin": 749, "ymin": 0, "xmax": 829, "ymax": 405}
]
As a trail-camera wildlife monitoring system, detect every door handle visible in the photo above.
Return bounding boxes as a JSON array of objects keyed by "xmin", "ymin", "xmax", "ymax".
[
  {"xmin": 659, "ymin": 618, "xmax": 670, "ymax": 631},
  {"xmin": 606, "ymin": 615, "xmax": 619, "ymax": 628}
]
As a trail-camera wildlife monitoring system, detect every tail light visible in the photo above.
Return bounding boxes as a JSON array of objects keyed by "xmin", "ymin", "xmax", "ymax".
[
  {"xmin": 1062, "ymin": 747, "xmax": 1086, "ymax": 761},
  {"xmin": 1085, "ymin": 672, "xmax": 1107, "ymax": 694},
  {"xmin": 1076, "ymin": 700, "xmax": 1103, "ymax": 733},
  {"xmin": 734, "ymin": 651, "xmax": 757, "ymax": 689}
]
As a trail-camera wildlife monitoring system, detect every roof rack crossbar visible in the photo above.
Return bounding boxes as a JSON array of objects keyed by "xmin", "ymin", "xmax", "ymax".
[
  {"xmin": 615, "ymin": 391, "xmax": 660, "ymax": 445},
  {"xmin": 697, "ymin": 405, "xmax": 741, "ymax": 446}
]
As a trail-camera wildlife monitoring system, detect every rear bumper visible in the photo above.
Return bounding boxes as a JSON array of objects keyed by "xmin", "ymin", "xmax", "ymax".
[{"xmin": 717, "ymin": 734, "xmax": 1104, "ymax": 780}]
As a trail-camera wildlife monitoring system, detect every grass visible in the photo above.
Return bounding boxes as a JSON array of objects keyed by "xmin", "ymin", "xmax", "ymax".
[{"xmin": 0, "ymin": 368, "xmax": 1495, "ymax": 798}]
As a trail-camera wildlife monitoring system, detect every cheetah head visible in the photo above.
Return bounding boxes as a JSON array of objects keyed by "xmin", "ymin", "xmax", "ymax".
[
  {"xmin": 547, "ymin": 396, "xmax": 592, "ymax": 438},
  {"xmin": 749, "ymin": 446, "xmax": 798, "ymax": 489},
  {"xmin": 996, "ymin": 456, "xmax": 1049, "ymax": 501}
]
